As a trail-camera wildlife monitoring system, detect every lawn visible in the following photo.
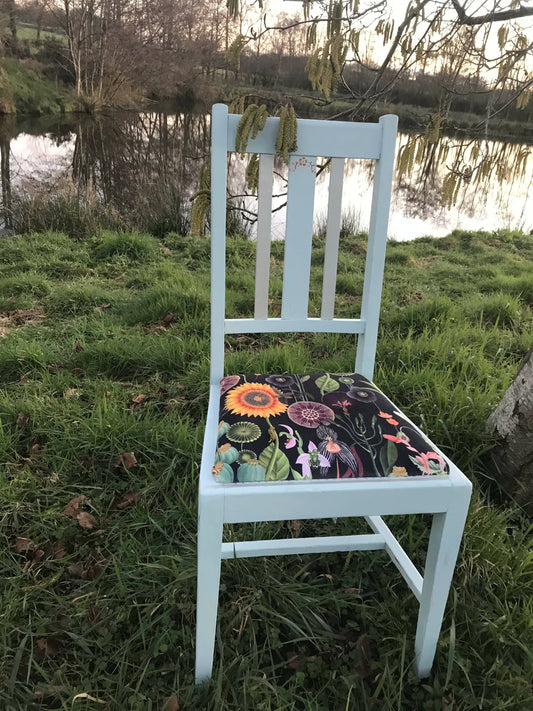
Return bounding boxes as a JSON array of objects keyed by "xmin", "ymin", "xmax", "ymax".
[
  {"xmin": 1, "ymin": 228, "xmax": 533, "ymax": 710},
  {"xmin": 16, "ymin": 24, "xmax": 66, "ymax": 45}
]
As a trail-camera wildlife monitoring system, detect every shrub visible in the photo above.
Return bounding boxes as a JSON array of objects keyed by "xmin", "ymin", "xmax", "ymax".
[{"xmin": 11, "ymin": 177, "xmax": 124, "ymax": 239}]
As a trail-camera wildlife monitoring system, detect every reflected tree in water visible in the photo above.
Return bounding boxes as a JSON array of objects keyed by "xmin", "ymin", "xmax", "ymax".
[
  {"xmin": 0, "ymin": 116, "xmax": 18, "ymax": 232},
  {"xmin": 2, "ymin": 109, "xmax": 532, "ymax": 239},
  {"xmin": 397, "ymin": 131, "xmax": 532, "ymax": 230},
  {"xmin": 67, "ymin": 110, "xmax": 210, "ymax": 234}
]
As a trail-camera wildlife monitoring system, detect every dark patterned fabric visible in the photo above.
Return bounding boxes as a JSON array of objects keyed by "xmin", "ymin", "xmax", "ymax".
[{"xmin": 212, "ymin": 373, "xmax": 449, "ymax": 483}]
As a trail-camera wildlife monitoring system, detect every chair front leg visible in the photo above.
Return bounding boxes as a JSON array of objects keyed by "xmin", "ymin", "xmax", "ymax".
[
  {"xmin": 414, "ymin": 494, "xmax": 470, "ymax": 678},
  {"xmin": 195, "ymin": 493, "xmax": 224, "ymax": 684}
]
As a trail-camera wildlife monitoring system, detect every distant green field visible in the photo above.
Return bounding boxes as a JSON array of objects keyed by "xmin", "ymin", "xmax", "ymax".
[{"xmin": 17, "ymin": 22, "xmax": 66, "ymax": 45}]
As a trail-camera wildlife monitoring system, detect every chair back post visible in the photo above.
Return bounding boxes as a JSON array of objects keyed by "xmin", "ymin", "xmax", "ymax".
[
  {"xmin": 210, "ymin": 103, "xmax": 229, "ymax": 384},
  {"xmin": 354, "ymin": 114, "xmax": 398, "ymax": 380}
]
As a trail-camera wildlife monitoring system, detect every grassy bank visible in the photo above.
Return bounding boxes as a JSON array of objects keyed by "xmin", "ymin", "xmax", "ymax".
[
  {"xmin": 1, "ymin": 228, "xmax": 533, "ymax": 709},
  {"xmin": 0, "ymin": 58, "xmax": 67, "ymax": 115},
  {"xmin": 3, "ymin": 41, "xmax": 533, "ymax": 144}
]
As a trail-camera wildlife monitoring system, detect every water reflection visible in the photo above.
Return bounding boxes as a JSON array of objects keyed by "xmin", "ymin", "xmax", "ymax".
[{"xmin": 0, "ymin": 109, "xmax": 531, "ymax": 239}]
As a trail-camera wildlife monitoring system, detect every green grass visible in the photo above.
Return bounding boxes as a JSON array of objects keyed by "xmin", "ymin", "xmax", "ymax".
[
  {"xmin": 1, "ymin": 228, "xmax": 533, "ymax": 709},
  {"xmin": 0, "ymin": 58, "xmax": 66, "ymax": 115},
  {"xmin": 17, "ymin": 23, "xmax": 66, "ymax": 45}
]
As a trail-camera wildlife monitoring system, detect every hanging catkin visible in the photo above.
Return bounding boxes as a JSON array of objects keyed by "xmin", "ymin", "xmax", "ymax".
[{"xmin": 190, "ymin": 164, "xmax": 211, "ymax": 236}]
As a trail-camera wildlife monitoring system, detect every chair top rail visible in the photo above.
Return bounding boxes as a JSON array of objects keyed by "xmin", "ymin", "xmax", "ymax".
[{"xmin": 225, "ymin": 110, "xmax": 389, "ymax": 159}]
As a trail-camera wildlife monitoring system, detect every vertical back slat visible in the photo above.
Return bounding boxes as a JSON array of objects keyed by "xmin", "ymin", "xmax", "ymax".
[
  {"xmin": 281, "ymin": 155, "xmax": 317, "ymax": 321},
  {"xmin": 254, "ymin": 154, "xmax": 275, "ymax": 319},
  {"xmin": 210, "ymin": 104, "xmax": 229, "ymax": 383},
  {"xmin": 321, "ymin": 157, "xmax": 345, "ymax": 319},
  {"xmin": 355, "ymin": 114, "xmax": 398, "ymax": 380}
]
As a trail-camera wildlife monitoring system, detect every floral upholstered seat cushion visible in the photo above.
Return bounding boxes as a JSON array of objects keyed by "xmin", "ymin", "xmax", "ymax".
[{"xmin": 212, "ymin": 373, "xmax": 449, "ymax": 483}]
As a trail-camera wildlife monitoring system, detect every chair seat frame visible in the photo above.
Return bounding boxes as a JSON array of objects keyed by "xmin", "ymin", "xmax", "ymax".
[{"xmin": 195, "ymin": 104, "xmax": 472, "ymax": 684}]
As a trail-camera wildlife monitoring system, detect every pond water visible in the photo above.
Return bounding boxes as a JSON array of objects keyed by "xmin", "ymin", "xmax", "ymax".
[{"xmin": 0, "ymin": 108, "xmax": 532, "ymax": 240}]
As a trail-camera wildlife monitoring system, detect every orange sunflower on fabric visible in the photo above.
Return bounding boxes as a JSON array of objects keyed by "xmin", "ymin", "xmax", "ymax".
[{"xmin": 225, "ymin": 382, "xmax": 287, "ymax": 418}]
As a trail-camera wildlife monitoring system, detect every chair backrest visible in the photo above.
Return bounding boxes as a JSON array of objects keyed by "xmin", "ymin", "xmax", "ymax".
[{"xmin": 210, "ymin": 103, "xmax": 398, "ymax": 384}]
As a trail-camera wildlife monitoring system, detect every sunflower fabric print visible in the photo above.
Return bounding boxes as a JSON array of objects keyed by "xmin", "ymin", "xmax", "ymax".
[{"xmin": 212, "ymin": 373, "xmax": 449, "ymax": 483}]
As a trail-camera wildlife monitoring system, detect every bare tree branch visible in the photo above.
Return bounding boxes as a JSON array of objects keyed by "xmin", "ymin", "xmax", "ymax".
[{"xmin": 451, "ymin": 0, "xmax": 533, "ymax": 25}]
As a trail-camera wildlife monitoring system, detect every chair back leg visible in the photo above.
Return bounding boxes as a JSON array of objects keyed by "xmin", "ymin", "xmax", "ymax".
[
  {"xmin": 195, "ymin": 494, "xmax": 224, "ymax": 684},
  {"xmin": 414, "ymin": 493, "xmax": 470, "ymax": 677}
]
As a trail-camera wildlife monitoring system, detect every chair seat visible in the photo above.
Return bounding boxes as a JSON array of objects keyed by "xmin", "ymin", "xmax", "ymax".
[{"xmin": 212, "ymin": 373, "xmax": 449, "ymax": 483}]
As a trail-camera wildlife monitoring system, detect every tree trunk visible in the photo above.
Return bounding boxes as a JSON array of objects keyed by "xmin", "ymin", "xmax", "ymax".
[
  {"xmin": 486, "ymin": 344, "xmax": 533, "ymax": 514},
  {"xmin": 7, "ymin": 0, "xmax": 17, "ymax": 44}
]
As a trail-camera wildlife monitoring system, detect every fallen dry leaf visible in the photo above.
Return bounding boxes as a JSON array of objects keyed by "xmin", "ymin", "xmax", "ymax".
[
  {"xmin": 12, "ymin": 537, "xmax": 36, "ymax": 553},
  {"xmin": 354, "ymin": 634, "xmax": 374, "ymax": 679},
  {"xmin": 289, "ymin": 520, "xmax": 301, "ymax": 535},
  {"xmin": 162, "ymin": 313, "xmax": 176, "ymax": 325},
  {"xmin": 131, "ymin": 394, "xmax": 148, "ymax": 404},
  {"xmin": 116, "ymin": 492, "xmax": 141, "ymax": 510},
  {"xmin": 37, "ymin": 638, "xmax": 60, "ymax": 656},
  {"xmin": 16, "ymin": 412, "xmax": 32, "ymax": 428},
  {"xmin": 162, "ymin": 695, "xmax": 179, "ymax": 711},
  {"xmin": 68, "ymin": 564, "xmax": 86, "ymax": 578},
  {"xmin": 52, "ymin": 540, "xmax": 67, "ymax": 559},
  {"xmin": 85, "ymin": 548, "xmax": 107, "ymax": 579},
  {"xmin": 63, "ymin": 495, "xmax": 86, "ymax": 518},
  {"xmin": 64, "ymin": 388, "xmax": 81, "ymax": 399},
  {"xmin": 0, "ymin": 308, "xmax": 46, "ymax": 328},
  {"xmin": 71, "ymin": 368, "xmax": 84, "ymax": 375},
  {"xmin": 286, "ymin": 650, "xmax": 300, "ymax": 670},
  {"xmin": 72, "ymin": 693, "xmax": 106, "ymax": 704},
  {"xmin": 68, "ymin": 548, "xmax": 108, "ymax": 580},
  {"xmin": 23, "ymin": 549, "xmax": 45, "ymax": 571},
  {"xmin": 76, "ymin": 511, "xmax": 97, "ymax": 530},
  {"xmin": 164, "ymin": 397, "xmax": 184, "ymax": 411},
  {"xmin": 143, "ymin": 324, "xmax": 166, "ymax": 335},
  {"xmin": 115, "ymin": 452, "xmax": 138, "ymax": 470}
]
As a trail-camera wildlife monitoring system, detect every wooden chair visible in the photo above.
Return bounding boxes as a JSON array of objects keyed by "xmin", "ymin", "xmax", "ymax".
[{"xmin": 195, "ymin": 103, "xmax": 472, "ymax": 683}]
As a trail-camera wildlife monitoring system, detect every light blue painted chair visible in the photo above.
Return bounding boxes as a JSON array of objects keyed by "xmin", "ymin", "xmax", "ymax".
[{"xmin": 195, "ymin": 103, "xmax": 472, "ymax": 683}]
